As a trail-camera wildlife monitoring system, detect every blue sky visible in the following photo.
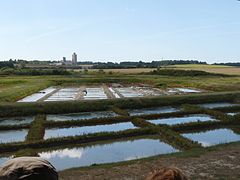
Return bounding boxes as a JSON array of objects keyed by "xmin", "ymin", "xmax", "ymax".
[{"xmin": 0, "ymin": 0, "xmax": 239, "ymax": 63}]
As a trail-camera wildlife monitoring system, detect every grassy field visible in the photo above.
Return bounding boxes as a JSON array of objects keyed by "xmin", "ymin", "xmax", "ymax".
[{"xmin": 0, "ymin": 67, "xmax": 240, "ymax": 103}]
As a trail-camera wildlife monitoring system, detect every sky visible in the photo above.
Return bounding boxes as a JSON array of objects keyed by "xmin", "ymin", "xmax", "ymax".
[{"xmin": 0, "ymin": 0, "xmax": 239, "ymax": 63}]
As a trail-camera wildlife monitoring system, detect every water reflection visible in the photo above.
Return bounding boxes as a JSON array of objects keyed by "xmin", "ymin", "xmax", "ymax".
[
  {"xmin": 0, "ymin": 129, "xmax": 28, "ymax": 143},
  {"xmin": 39, "ymin": 138, "xmax": 178, "ymax": 170},
  {"xmin": 182, "ymin": 128, "xmax": 240, "ymax": 147},
  {"xmin": 198, "ymin": 103, "xmax": 237, "ymax": 109},
  {"xmin": 47, "ymin": 111, "xmax": 117, "ymax": 122},
  {"xmin": 129, "ymin": 107, "xmax": 179, "ymax": 116},
  {"xmin": 44, "ymin": 122, "xmax": 136, "ymax": 139},
  {"xmin": 227, "ymin": 112, "xmax": 238, "ymax": 116},
  {"xmin": 148, "ymin": 114, "xmax": 216, "ymax": 125},
  {"xmin": 0, "ymin": 116, "xmax": 34, "ymax": 126},
  {"xmin": 0, "ymin": 157, "xmax": 11, "ymax": 165}
]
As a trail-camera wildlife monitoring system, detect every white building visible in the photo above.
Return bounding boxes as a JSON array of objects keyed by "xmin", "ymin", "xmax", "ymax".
[{"xmin": 72, "ymin": 52, "xmax": 77, "ymax": 65}]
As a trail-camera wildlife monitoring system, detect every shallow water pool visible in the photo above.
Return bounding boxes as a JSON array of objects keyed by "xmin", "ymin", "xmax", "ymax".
[
  {"xmin": 148, "ymin": 114, "xmax": 217, "ymax": 125},
  {"xmin": 128, "ymin": 107, "xmax": 179, "ymax": 116},
  {"xmin": 39, "ymin": 138, "xmax": 178, "ymax": 170},
  {"xmin": 44, "ymin": 122, "xmax": 136, "ymax": 139},
  {"xmin": 0, "ymin": 116, "xmax": 34, "ymax": 126},
  {"xmin": 182, "ymin": 128, "xmax": 240, "ymax": 147},
  {"xmin": 47, "ymin": 111, "xmax": 118, "ymax": 122},
  {"xmin": 0, "ymin": 129, "xmax": 28, "ymax": 143},
  {"xmin": 198, "ymin": 103, "xmax": 237, "ymax": 109},
  {"xmin": 18, "ymin": 87, "xmax": 56, "ymax": 102}
]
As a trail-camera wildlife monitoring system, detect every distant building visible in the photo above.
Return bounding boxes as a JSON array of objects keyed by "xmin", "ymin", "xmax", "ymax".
[
  {"xmin": 63, "ymin": 57, "xmax": 66, "ymax": 62},
  {"xmin": 72, "ymin": 52, "xmax": 77, "ymax": 65}
]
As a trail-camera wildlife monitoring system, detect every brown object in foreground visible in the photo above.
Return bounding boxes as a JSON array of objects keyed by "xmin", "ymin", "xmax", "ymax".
[
  {"xmin": 0, "ymin": 157, "xmax": 58, "ymax": 180},
  {"xmin": 145, "ymin": 167, "xmax": 188, "ymax": 180}
]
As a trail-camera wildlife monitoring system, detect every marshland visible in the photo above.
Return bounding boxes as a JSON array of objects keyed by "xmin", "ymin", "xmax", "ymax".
[{"xmin": 0, "ymin": 66, "xmax": 240, "ymax": 179}]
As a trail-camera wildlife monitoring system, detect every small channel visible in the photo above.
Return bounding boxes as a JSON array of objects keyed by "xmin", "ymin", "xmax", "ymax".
[
  {"xmin": 0, "ymin": 129, "xmax": 28, "ymax": 143},
  {"xmin": 128, "ymin": 107, "xmax": 179, "ymax": 116},
  {"xmin": 147, "ymin": 114, "xmax": 217, "ymax": 125},
  {"xmin": 39, "ymin": 138, "xmax": 178, "ymax": 171},
  {"xmin": 44, "ymin": 122, "xmax": 136, "ymax": 139},
  {"xmin": 182, "ymin": 128, "xmax": 240, "ymax": 147},
  {"xmin": 47, "ymin": 111, "xmax": 118, "ymax": 122},
  {"xmin": 0, "ymin": 116, "xmax": 34, "ymax": 126}
]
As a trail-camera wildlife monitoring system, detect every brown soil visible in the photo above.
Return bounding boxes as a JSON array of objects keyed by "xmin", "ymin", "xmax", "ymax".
[{"xmin": 59, "ymin": 143, "xmax": 240, "ymax": 180}]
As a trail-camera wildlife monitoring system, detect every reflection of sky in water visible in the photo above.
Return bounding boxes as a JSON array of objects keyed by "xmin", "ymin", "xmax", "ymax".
[
  {"xmin": 0, "ymin": 129, "xmax": 28, "ymax": 143},
  {"xmin": 175, "ymin": 88, "xmax": 201, "ymax": 93},
  {"xmin": 148, "ymin": 114, "xmax": 216, "ymax": 125},
  {"xmin": 198, "ymin": 103, "xmax": 237, "ymax": 109},
  {"xmin": 128, "ymin": 107, "xmax": 179, "ymax": 116},
  {"xmin": 47, "ymin": 111, "xmax": 117, "ymax": 122},
  {"xmin": 44, "ymin": 122, "xmax": 136, "ymax": 139},
  {"xmin": 227, "ymin": 112, "xmax": 237, "ymax": 116},
  {"xmin": 0, "ymin": 116, "xmax": 34, "ymax": 126},
  {"xmin": 182, "ymin": 129, "xmax": 240, "ymax": 147},
  {"xmin": 0, "ymin": 157, "xmax": 11, "ymax": 165},
  {"xmin": 39, "ymin": 139, "xmax": 178, "ymax": 171}
]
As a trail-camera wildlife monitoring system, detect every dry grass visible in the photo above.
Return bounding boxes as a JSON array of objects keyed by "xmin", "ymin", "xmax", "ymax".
[{"xmin": 168, "ymin": 64, "xmax": 240, "ymax": 75}]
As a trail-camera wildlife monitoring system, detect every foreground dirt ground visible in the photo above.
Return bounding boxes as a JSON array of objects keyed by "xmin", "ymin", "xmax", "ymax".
[{"xmin": 59, "ymin": 143, "xmax": 240, "ymax": 180}]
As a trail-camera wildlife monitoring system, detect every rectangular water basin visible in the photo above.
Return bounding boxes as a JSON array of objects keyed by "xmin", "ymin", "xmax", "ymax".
[
  {"xmin": 39, "ymin": 138, "xmax": 178, "ymax": 170},
  {"xmin": 182, "ymin": 128, "xmax": 240, "ymax": 147},
  {"xmin": 168, "ymin": 88, "xmax": 201, "ymax": 94},
  {"xmin": 128, "ymin": 107, "xmax": 179, "ymax": 116},
  {"xmin": 0, "ymin": 129, "xmax": 28, "ymax": 143},
  {"xmin": 135, "ymin": 87, "xmax": 163, "ymax": 96},
  {"xmin": 47, "ymin": 111, "xmax": 118, "ymax": 122},
  {"xmin": 147, "ymin": 114, "xmax": 217, "ymax": 125},
  {"xmin": 18, "ymin": 87, "xmax": 56, "ymax": 102},
  {"xmin": 83, "ymin": 88, "xmax": 108, "ymax": 100},
  {"xmin": 198, "ymin": 103, "xmax": 238, "ymax": 109},
  {"xmin": 44, "ymin": 122, "xmax": 136, "ymax": 139},
  {"xmin": 0, "ymin": 116, "xmax": 34, "ymax": 126},
  {"xmin": 45, "ymin": 88, "xmax": 79, "ymax": 101},
  {"xmin": 116, "ymin": 87, "xmax": 144, "ymax": 98}
]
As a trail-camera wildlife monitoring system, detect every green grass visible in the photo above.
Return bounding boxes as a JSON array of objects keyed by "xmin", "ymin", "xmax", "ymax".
[
  {"xmin": 0, "ymin": 72, "xmax": 240, "ymax": 103},
  {"xmin": 25, "ymin": 115, "xmax": 46, "ymax": 142}
]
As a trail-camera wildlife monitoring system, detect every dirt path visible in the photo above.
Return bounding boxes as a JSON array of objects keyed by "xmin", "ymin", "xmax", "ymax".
[{"xmin": 59, "ymin": 143, "xmax": 240, "ymax": 180}]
